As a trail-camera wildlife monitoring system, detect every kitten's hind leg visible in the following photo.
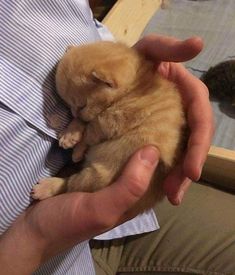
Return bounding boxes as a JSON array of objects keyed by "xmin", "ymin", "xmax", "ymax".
[
  {"xmin": 67, "ymin": 163, "xmax": 112, "ymax": 193},
  {"xmin": 67, "ymin": 137, "xmax": 135, "ymax": 194},
  {"xmin": 31, "ymin": 177, "xmax": 67, "ymax": 200}
]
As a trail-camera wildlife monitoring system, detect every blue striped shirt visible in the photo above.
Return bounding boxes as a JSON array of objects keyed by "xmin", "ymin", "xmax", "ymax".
[{"xmin": 0, "ymin": 1, "xmax": 159, "ymax": 274}]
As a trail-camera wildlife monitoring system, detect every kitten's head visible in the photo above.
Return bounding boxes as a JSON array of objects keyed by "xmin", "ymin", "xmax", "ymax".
[{"xmin": 56, "ymin": 41, "xmax": 142, "ymax": 121}]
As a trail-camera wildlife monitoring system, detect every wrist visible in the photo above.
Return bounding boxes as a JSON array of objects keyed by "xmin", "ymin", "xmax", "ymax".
[{"xmin": 0, "ymin": 211, "xmax": 47, "ymax": 275}]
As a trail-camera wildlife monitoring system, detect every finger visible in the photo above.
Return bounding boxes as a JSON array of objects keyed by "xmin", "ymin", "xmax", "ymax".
[
  {"xmin": 84, "ymin": 146, "xmax": 160, "ymax": 232},
  {"xmin": 178, "ymin": 67, "xmax": 214, "ymax": 180},
  {"xmin": 163, "ymin": 164, "xmax": 192, "ymax": 205},
  {"xmin": 184, "ymin": 96, "xmax": 214, "ymax": 180},
  {"xmin": 135, "ymin": 34, "xmax": 203, "ymax": 63},
  {"xmin": 159, "ymin": 62, "xmax": 214, "ymax": 180}
]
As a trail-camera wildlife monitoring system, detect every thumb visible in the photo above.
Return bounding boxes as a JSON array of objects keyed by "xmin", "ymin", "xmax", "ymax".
[
  {"xmin": 89, "ymin": 146, "xmax": 160, "ymax": 231},
  {"xmin": 113, "ymin": 145, "xmax": 160, "ymax": 212},
  {"xmin": 135, "ymin": 35, "xmax": 203, "ymax": 63}
]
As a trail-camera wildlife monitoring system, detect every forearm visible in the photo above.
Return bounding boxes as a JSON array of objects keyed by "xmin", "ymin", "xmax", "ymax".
[{"xmin": 0, "ymin": 212, "xmax": 46, "ymax": 275}]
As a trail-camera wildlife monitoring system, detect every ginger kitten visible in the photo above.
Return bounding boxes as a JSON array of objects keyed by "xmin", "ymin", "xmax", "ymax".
[{"xmin": 32, "ymin": 41, "xmax": 187, "ymax": 214}]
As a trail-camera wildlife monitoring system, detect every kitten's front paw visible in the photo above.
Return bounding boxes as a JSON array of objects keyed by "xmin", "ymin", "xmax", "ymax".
[
  {"xmin": 59, "ymin": 130, "xmax": 82, "ymax": 149},
  {"xmin": 31, "ymin": 179, "xmax": 54, "ymax": 200},
  {"xmin": 31, "ymin": 177, "xmax": 66, "ymax": 200}
]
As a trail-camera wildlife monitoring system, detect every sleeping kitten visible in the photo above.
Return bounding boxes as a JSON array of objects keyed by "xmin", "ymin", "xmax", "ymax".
[{"xmin": 32, "ymin": 41, "xmax": 187, "ymax": 214}]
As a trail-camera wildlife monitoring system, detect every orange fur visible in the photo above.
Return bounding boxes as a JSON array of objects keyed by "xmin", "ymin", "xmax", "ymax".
[{"xmin": 32, "ymin": 41, "xmax": 187, "ymax": 214}]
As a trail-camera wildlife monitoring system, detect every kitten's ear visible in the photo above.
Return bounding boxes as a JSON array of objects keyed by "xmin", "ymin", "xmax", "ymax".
[{"xmin": 91, "ymin": 71, "xmax": 117, "ymax": 88}]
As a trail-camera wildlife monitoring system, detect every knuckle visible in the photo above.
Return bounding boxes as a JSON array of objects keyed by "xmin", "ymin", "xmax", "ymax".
[
  {"xmin": 90, "ymin": 203, "xmax": 117, "ymax": 232},
  {"xmin": 124, "ymin": 174, "xmax": 149, "ymax": 199},
  {"xmin": 78, "ymin": 195, "xmax": 117, "ymax": 233},
  {"xmin": 94, "ymin": 214, "xmax": 115, "ymax": 232}
]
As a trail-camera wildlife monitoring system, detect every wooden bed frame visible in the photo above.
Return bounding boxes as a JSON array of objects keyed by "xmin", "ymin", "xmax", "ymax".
[{"xmin": 102, "ymin": 0, "xmax": 235, "ymax": 188}]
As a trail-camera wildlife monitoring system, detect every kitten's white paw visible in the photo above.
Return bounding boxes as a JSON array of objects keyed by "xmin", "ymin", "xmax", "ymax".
[
  {"xmin": 31, "ymin": 177, "xmax": 66, "ymax": 200},
  {"xmin": 31, "ymin": 179, "xmax": 55, "ymax": 200},
  {"xmin": 59, "ymin": 131, "xmax": 82, "ymax": 149}
]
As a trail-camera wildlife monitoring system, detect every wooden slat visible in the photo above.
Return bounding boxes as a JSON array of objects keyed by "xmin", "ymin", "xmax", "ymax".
[
  {"xmin": 103, "ymin": 0, "xmax": 162, "ymax": 45},
  {"xmin": 202, "ymin": 146, "xmax": 235, "ymax": 189}
]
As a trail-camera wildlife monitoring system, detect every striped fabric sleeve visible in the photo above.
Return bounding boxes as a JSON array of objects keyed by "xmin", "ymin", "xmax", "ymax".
[{"xmin": 0, "ymin": 1, "xmax": 159, "ymax": 274}]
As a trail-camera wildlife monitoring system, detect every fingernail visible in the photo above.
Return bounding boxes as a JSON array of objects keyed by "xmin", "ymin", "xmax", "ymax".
[
  {"xmin": 140, "ymin": 146, "xmax": 159, "ymax": 167},
  {"xmin": 177, "ymin": 190, "xmax": 184, "ymax": 203},
  {"xmin": 199, "ymin": 162, "xmax": 203, "ymax": 178},
  {"xmin": 195, "ymin": 164, "xmax": 202, "ymax": 182}
]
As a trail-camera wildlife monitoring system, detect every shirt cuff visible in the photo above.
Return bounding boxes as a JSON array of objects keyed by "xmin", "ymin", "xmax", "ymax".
[
  {"xmin": 94, "ymin": 18, "xmax": 115, "ymax": 41},
  {"xmin": 94, "ymin": 209, "xmax": 159, "ymax": 240}
]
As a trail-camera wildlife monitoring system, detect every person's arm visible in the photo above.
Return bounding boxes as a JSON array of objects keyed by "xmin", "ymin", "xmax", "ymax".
[
  {"xmin": 0, "ymin": 213, "xmax": 47, "ymax": 275},
  {"xmin": 0, "ymin": 146, "xmax": 159, "ymax": 275}
]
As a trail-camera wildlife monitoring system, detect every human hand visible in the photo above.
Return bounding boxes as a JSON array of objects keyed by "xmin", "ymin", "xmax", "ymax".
[
  {"xmin": 135, "ymin": 34, "xmax": 214, "ymax": 205},
  {"xmin": 0, "ymin": 146, "xmax": 159, "ymax": 275}
]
